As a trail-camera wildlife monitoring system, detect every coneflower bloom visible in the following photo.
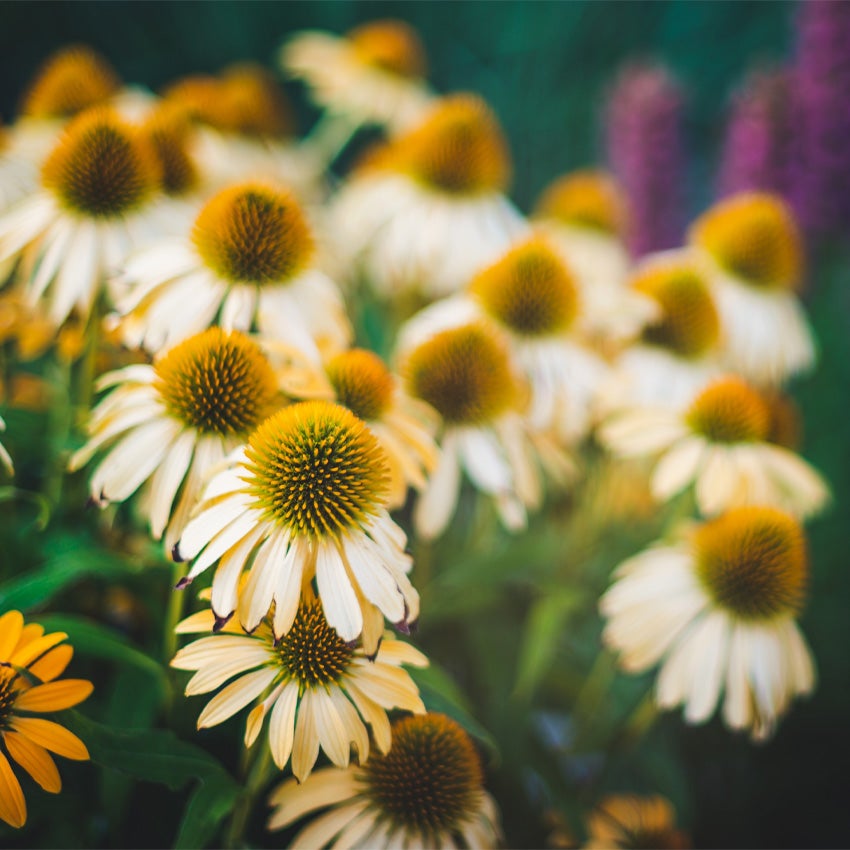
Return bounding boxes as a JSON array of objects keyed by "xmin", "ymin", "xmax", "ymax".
[
  {"xmin": 0, "ymin": 610, "xmax": 92, "ymax": 829},
  {"xmin": 467, "ymin": 235, "xmax": 610, "ymax": 443},
  {"xmin": 533, "ymin": 170, "xmax": 650, "ymax": 346},
  {"xmin": 584, "ymin": 795, "xmax": 689, "ymax": 850},
  {"xmin": 325, "ymin": 348, "xmax": 438, "ymax": 509},
  {"xmin": 12, "ymin": 45, "xmax": 122, "ymax": 162},
  {"xmin": 689, "ymin": 192, "xmax": 814, "ymax": 385},
  {"xmin": 0, "ymin": 107, "xmax": 164, "ymax": 328},
  {"xmin": 141, "ymin": 102, "xmax": 202, "ymax": 201},
  {"xmin": 400, "ymin": 321, "xmax": 564, "ymax": 540},
  {"xmin": 601, "ymin": 506, "xmax": 816, "ymax": 740},
  {"xmin": 267, "ymin": 713, "xmax": 502, "ymax": 849},
  {"xmin": 69, "ymin": 328, "xmax": 282, "ymax": 552},
  {"xmin": 174, "ymin": 400, "xmax": 419, "ymax": 651},
  {"xmin": 600, "ymin": 375, "xmax": 829, "ymax": 518},
  {"xmin": 606, "ymin": 62, "xmax": 686, "ymax": 257},
  {"xmin": 331, "ymin": 94, "xmax": 526, "ymax": 301},
  {"xmin": 281, "ymin": 20, "xmax": 433, "ymax": 134},
  {"xmin": 171, "ymin": 596, "xmax": 426, "ymax": 781},
  {"xmin": 601, "ymin": 252, "xmax": 722, "ymax": 411},
  {"xmin": 161, "ymin": 65, "xmax": 319, "ymax": 198},
  {"xmin": 0, "ymin": 414, "xmax": 12, "ymax": 474},
  {"xmin": 113, "ymin": 181, "xmax": 351, "ymax": 356},
  {"xmin": 717, "ymin": 69, "xmax": 794, "ymax": 201}
]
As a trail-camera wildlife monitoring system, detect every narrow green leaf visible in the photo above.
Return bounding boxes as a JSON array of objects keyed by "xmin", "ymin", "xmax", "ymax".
[
  {"xmin": 175, "ymin": 772, "xmax": 242, "ymax": 850},
  {"xmin": 35, "ymin": 614, "xmax": 168, "ymax": 701},
  {"xmin": 513, "ymin": 589, "xmax": 585, "ymax": 699}
]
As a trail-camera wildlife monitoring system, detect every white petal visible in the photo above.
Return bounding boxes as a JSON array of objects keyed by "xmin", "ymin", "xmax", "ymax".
[
  {"xmin": 268, "ymin": 680, "xmax": 299, "ymax": 768},
  {"xmin": 414, "ymin": 430, "xmax": 460, "ymax": 540},
  {"xmin": 197, "ymin": 667, "xmax": 277, "ymax": 728},
  {"xmin": 316, "ymin": 542, "xmax": 362, "ymax": 642}
]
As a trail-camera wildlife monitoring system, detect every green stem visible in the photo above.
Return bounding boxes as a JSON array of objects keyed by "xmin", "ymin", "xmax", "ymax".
[
  {"xmin": 224, "ymin": 741, "xmax": 275, "ymax": 849},
  {"xmin": 43, "ymin": 358, "xmax": 72, "ymax": 511},
  {"xmin": 162, "ymin": 560, "xmax": 188, "ymax": 663}
]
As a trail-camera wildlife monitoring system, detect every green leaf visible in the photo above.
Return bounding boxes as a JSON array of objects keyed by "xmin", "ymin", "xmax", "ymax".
[
  {"xmin": 513, "ymin": 589, "xmax": 585, "ymax": 700},
  {"xmin": 409, "ymin": 663, "xmax": 498, "ymax": 756},
  {"xmin": 0, "ymin": 534, "xmax": 132, "ymax": 612},
  {"xmin": 34, "ymin": 614, "xmax": 168, "ymax": 697},
  {"xmin": 175, "ymin": 772, "xmax": 242, "ymax": 850},
  {"xmin": 66, "ymin": 713, "xmax": 239, "ymax": 849}
]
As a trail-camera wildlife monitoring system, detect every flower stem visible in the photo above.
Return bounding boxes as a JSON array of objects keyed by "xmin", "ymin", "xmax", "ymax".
[
  {"xmin": 224, "ymin": 741, "xmax": 275, "ymax": 849},
  {"xmin": 162, "ymin": 559, "xmax": 187, "ymax": 663}
]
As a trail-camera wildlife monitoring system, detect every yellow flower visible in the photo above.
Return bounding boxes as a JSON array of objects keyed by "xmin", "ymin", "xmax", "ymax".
[
  {"xmin": 0, "ymin": 610, "xmax": 92, "ymax": 828},
  {"xmin": 584, "ymin": 794, "xmax": 689, "ymax": 849}
]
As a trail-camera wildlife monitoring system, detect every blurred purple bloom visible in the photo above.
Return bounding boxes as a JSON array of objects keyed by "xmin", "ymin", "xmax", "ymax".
[
  {"xmin": 606, "ymin": 62, "xmax": 686, "ymax": 258},
  {"xmin": 791, "ymin": 0, "xmax": 850, "ymax": 233},
  {"xmin": 717, "ymin": 69, "xmax": 794, "ymax": 201}
]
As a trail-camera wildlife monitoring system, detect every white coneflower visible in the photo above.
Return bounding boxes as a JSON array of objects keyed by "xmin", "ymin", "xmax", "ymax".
[
  {"xmin": 468, "ymin": 234, "xmax": 610, "ymax": 443},
  {"xmin": 325, "ymin": 348, "xmax": 438, "ymax": 509},
  {"xmin": 0, "ymin": 107, "xmax": 164, "ymax": 328},
  {"xmin": 69, "ymin": 328, "xmax": 281, "ymax": 552},
  {"xmin": 11, "ymin": 45, "xmax": 122, "ymax": 163},
  {"xmin": 171, "ymin": 596, "xmax": 427, "ymax": 781},
  {"xmin": 600, "ymin": 375, "xmax": 829, "ymax": 518},
  {"xmin": 601, "ymin": 251, "xmax": 723, "ymax": 412},
  {"xmin": 267, "ymin": 713, "xmax": 502, "ymax": 849},
  {"xmin": 0, "ymin": 415, "xmax": 13, "ymax": 474},
  {"xmin": 689, "ymin": 192, "xmax": 815, "ymax": 385},
  {"xmin": 601, "ymin": 506, "xmax": 816, "ymax": 740},
  {"xmin": 113, "ymin": 180, "xmax": 351, "ymax": 356},
  {"xmin": 174, "ymin": 400, "xmax": 418, "ymax": 653},
  {"xmin": 281, "ymin": 20, "xmax": 433, "ymax": 134},
  {"xmin": 533, "ymin": 170, "xmax": 651, "ymax": 347},
  {"xmin": 331, "ymin": 94, "xmax": 526, "ymax": 301},
  {"xmin": 400, "ymin": 321, "xmax": 569, "ymax": 540},
  {"xmin": 583, "ymin": 794, "xmax": 689, "ymax": 850},
  {"xmin": 161, "ymin": 65, "xmax": 321, "ymax": 199}
]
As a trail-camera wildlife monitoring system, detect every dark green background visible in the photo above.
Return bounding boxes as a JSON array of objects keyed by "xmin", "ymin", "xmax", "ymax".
[{"xmin": 2, "ymin": 3, "xmax": 848, "ymax": 848}]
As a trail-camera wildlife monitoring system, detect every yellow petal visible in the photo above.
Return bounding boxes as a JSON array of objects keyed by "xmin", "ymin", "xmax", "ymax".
[
  {"xmin": 11, "ymin": 718, "xmax": 89, "ymax": 761},
  {"xmin": 15, "ymin": 679, "xmax": 93, "ymax": 713},
  {"xmin": 0, "ymin": 611, "xmax": 24, "ymax": 661},
  {"xmin": 0, "ymin": 751, "xmax": 26, "ymax": 828},
  {"xmin": 3, "ymin": 731, "xmax": 61, "ymax": 793},
  {"xmin": 28, "ymin": 644, "xmax": 74, "ymax": 683},
  {"xmin": 10, "ymin": 632, "xmax": 67, "ymax": 669},
  {"xmin": 12, "ymin": 623, "xmax": 45, "ymax": 655}
]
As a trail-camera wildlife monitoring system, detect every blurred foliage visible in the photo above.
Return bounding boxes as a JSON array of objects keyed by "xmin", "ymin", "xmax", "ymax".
[{"xmin": 1, "ymin": 2, "xmax": 849, "ymax": 849}]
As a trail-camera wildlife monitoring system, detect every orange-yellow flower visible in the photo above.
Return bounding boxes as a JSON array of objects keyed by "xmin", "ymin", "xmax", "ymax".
[{"xmin": 0, "ymin": 610, "xmax": 92, "ymax": 828}]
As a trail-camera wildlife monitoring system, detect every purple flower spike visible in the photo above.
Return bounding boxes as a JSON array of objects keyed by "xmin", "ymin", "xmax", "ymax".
[
  {"xmin": 717, "ymin": 69, "xmax": 794, "ymax": 201},
  {"xmin": 791, "ymin": 0, "xmax": 850, "ymax": 233},
  {"xmin": 606, "ymin": 61, "xmax": 686, "ymax": 258}
]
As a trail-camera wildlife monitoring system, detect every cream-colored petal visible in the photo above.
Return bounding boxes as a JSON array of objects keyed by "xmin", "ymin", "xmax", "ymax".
[
  {"xmin": 268, "ymin": 681, "xmax": 299, "ymax": 769},
  {"xmin": 650, "ymin": 437, "xmax": 706, "ymax": 501},
  {"xmin": 267, "ymin": 766, "xmax": 358, "ymax": 827},
  {"xmin": 316, "ymin": 542, "xmax": 362, "ymax": 642},
  {"xmin": 291, "ymin": 689, "xmax": 321, "ymax": 782},
  {"xmin": 196, "ymin": 667, "xmax": 277, "ymax": 728}
]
